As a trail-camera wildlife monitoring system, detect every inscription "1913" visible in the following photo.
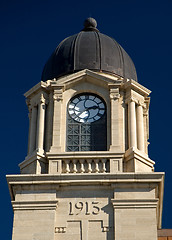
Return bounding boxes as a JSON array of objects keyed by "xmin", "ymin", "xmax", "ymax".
[{"xmin": 69, "ymin": 201, "xmax": 100, "ymax": 215}]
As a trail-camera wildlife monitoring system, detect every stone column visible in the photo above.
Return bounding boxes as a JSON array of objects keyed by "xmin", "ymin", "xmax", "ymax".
[
  {"xmin": 36, "ymin": 94, "xmax": 46, "ymax": 153},
  {"xmin": 136, "ymin": 103, "xmax": 144, "ymax": 152},
  {"xmin": 29, "ymin": 103, "xmax": 37, "ymax": 154},
  {"xmin": 128, "ymin": 99, "xmax": 137, "ymax": 149},
  {"xmin": 50, "ymin": 87, "xmax": 63, "ymax": 152},
  {"xmin": 109, "ymin": 85, "xmax": 120, "ymax": 151},
  {"xmin": 45, "ymin": 92, "xmax": 53, "ymax": 151},
  {"xmin": 26, "ymin": 99, "xmax": 31, "ymax": 155}
]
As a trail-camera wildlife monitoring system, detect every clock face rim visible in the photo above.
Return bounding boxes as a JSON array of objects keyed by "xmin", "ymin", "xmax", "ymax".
[{"xmin": 68, "ymin": 93, "xmax": 106, "ymax": 123}]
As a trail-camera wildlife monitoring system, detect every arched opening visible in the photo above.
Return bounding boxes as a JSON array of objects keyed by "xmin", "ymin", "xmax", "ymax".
[{"xmin": 66, "ymin": 93, "xmax": 107, "ymax": 151}]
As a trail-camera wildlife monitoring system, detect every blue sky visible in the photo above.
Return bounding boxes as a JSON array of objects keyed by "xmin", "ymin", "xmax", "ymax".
[{"xmin": 1, "ymin": 0, "xmax": 172, "ymax": 238}]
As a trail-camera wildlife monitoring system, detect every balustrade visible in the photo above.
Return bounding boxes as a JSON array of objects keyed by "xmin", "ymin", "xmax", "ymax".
[{"xmin": 62, "ymin": 158, "xmax": 109, "ymax": 174}]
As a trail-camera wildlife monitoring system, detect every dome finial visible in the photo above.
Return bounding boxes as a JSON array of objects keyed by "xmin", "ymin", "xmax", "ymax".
[{"xmin": 82, "ymin": 17, "xmax": 99, "ymax": 32}]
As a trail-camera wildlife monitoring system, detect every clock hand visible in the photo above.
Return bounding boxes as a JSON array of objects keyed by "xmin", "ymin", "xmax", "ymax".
[
  {"xmin": 78, "ymin": 106, "xmax": 98, "ymax": 115},
  {"xmin": 85, "ymin": 105, "xmax": 98, "ymax": 111},
  {"xmin": 75, "ymin": 106, "xmax": 98, "ymax": 119}
]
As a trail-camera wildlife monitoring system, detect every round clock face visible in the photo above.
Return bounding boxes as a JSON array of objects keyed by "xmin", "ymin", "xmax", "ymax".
[{"xmin": 68, "ymin": 94, "xmax": 105, "ymax": 123}]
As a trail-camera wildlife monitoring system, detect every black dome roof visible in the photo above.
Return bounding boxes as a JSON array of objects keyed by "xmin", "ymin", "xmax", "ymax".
[{"xmin": 42, "ymin": 18, "xmax": 137, "ymax": 82}]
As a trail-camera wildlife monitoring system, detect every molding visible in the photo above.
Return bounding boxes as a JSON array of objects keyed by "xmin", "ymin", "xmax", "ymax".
[
  {"xmin": 6, "ymin": 173, "xmax": 164, "ymax": 187},
  {"xmin": 109, "ymin": 85, "xmax": 120, "ymax": 100},
  {"xmin": 24, "ymin": 81, "xmax": 48, "ymax": 98},
  {"xmin": 53, "ymin": 87, "xmax": 63, "ymax": 101},
  {"xmin": 19, "ymin": 151, "xmax": 46, "ymax": 169},
  {"xmin": 124, "ymin": 147, "xmax": 155, "ymax": 169},
  {"xmin": 111, "ymin": 198, "xmax": 159, "ymax": 209},
  {"xmin": 123, "ymin": 79, "xmax": 151, "ymax": 96},
  {"xmin": 46, "ymin": 151, "xmax": 125, "ymax": 161},
  {"xmin": 54, "ymin": 69, "xmax": 123, "ymax": 87},
  {"xmin": 12, "ymin": 200, "xmax": 58, "ymax": 211}
]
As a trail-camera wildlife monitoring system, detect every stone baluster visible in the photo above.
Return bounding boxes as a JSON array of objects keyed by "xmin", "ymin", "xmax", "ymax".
[
  {"xmin": 65, "ymin": 160, "xmax": 70, "ymax": 173},
  {"xmin": 79, "ymin": 159, "xmax": 85, "ymax": 173},
  {"xmin": 101, "ymin": 159, "xmax": 107, "ymax": 173},
  {"xmin": 73, "ymin": 159, "xmax": 77, "ymax": 173},
  {"xmin": 87, "ymin": 159, "xmax": 92, "ymax": 173},
  {"xmin": 136, "ymin": 102, "xmax": 145, "ymax": 152},
  {"xmin": 29, "ymin": 103, "xmax": 37, "ymax": 154},
  {"xmin": 94, "ymin": 159, "xmax": 99, "ymax": 173}
]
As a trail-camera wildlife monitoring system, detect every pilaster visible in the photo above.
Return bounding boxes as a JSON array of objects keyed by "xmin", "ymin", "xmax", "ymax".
[
  {"xmin": 49, "ymin": 85, "xmax": 64, "ymax": 153},
  {"xmin": 109, "ymin": 83, "xmax": 122, "ymax": 152}
]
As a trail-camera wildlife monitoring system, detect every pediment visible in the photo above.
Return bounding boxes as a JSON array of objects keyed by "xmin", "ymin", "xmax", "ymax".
[{"xmin": 52, "ymin": 69, "xmax": 123, "ymax": 89}]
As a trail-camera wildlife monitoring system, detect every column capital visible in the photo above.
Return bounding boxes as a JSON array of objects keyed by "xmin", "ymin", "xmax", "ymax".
[
  {"xmin": 39, "ymin": 93, "xmax": 48, "ymax": 105},
  {"xmin": 109, "ymin": 87, "xmax": 120, "ymax": 100},
  {"xmin": 26, "ymin": 98, "xmax": 30, "ymax": 107},
  {"xmin": 137, "ymin": 100, "xmax": 146, "ymax": 108},
  {"xmin": 125, "ymin": 96, "xmax": 138, "ymax": 104},
  {"xmin": 53, "ymin": 88, "xmax": 63, "ymax": 101},
  {"xmin": 26, "ymin": 99, "xmax": 32, "ymax": 115},
  {"xmin": 30, "ymin": 101, "xmax": 37, "ymax": 108}
]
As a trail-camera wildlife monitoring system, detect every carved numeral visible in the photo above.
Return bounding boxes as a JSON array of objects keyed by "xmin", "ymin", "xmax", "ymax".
[
  {"xmin": 69, "ymin": 202, "xmax": 74, "ymax": 215},
  {"xmin": 69, "ymin": 201, "xmax": 100, "ymax": 215},
  {"xmin": 92, "ymin": 201, "xmax": 100, "ymax": 215}
]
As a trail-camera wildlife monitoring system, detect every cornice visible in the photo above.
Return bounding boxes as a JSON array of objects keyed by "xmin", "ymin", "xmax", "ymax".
[
  {"xmin": 123, "ymin": 79, "xmax": 151, "ymax": 96},
  {"xmin": 6, "ymin": 172, "xmax": 164, "ymax": 187},
  {"xmin": 54, "ymin": 69, "xmax": 123, "ymax": 87},
  {"xmin": 24, "ymin": 81, "xmax": 48, "ymax": 98}
]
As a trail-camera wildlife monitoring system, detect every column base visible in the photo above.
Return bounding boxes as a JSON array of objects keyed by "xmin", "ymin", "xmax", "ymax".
[
  {"xmin": 19, "ymin": 152, "xmax": 48, "ymax": 174},
  {"xmin": 124, "ymin": 147, "xmax": 155, "ymax": 172}
]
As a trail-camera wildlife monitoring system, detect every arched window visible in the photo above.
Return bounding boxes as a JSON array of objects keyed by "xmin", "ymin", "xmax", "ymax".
[{"xmin": 66, "ymin": 93, "xmax": 107, "ymax": 151}]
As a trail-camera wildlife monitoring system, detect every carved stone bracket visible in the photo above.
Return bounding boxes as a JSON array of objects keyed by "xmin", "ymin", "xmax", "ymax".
[
  {"xmin": 53, "ymin": 87, "xmax": 63, "ymax": 101},
  {"xmin": 109, "ymin": 87, "xmax": 120, "ymax": 100},
  {"xmin": 110, "ymin": 92, "xmax": 120, "ymax": 100}
]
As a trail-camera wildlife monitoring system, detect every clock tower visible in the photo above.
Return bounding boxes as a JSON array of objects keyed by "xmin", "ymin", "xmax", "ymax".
[{"xmin": 7, "ymin": 18, "xmax": 164, "ymax": 240}]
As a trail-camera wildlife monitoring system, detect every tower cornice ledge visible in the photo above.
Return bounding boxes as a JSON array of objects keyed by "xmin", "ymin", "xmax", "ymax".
[
  {"xmin": 6, "ymin": 172, "xmax": 164, "ymax": 184},
  {"xmin": 123, "ymin": 79, "xmax": 151, "ymax": 96},
  {"xmin": 24, "ymin": 81, "xmax": 48, "ymax": 98}
]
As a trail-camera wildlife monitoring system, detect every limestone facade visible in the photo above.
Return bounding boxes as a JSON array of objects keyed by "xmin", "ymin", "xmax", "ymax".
[
  {"xmin": 7, "ymin": 69, "xmax": 164, "ymax": 240},
  {"xmin": 7, "ymin": 173, "xmax": 164, "ymax": 240}
]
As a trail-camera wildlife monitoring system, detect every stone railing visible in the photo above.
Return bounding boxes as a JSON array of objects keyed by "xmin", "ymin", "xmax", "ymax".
[
  {"xmin": 62, "ymin": 158, "xmax": 109, "ymax": 174},
  {"xmin": 47, "ymin": 152, "xmax": 124, "ymax": 174}
]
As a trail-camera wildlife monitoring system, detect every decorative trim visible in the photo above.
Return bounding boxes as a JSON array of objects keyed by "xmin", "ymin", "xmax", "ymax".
[
  {"xmin": 109, "ymin": 85, "xmax": 120, "ymax": 100},
  {"xmin": 125, "ymin": 96, "xmax": 138, "ymax": 104},
  {"xmin": 7, "ymin": 173, "xmax": 164, "ymax": 186},
  {"xmin": 124, "ymin": 147, "xmax": 155, "ymax": 169},
  {"xmin": 102, "ymin": 226, "xmax": 109, "ymax": 232},
  {"xmin": 123, "ymin": 79, "xmax": 151, "ymax": 96},
  {"xmin": 55, "ymin": 227, "xmax": 66, "ymax": 233},
  {"xmin": 12, "ymin": 200, "xmax": 58, "ymax": 211},
  {"xmin": 53, "ymin": 88, "xmax": 63, "ymax": 101},
  {"xmin": 111, "ymin": 198, "xmax": 159, "ymax": 209},
  {"xmin": 19, "ymin": 151, "xmax": 46, "ymax": 169}
]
